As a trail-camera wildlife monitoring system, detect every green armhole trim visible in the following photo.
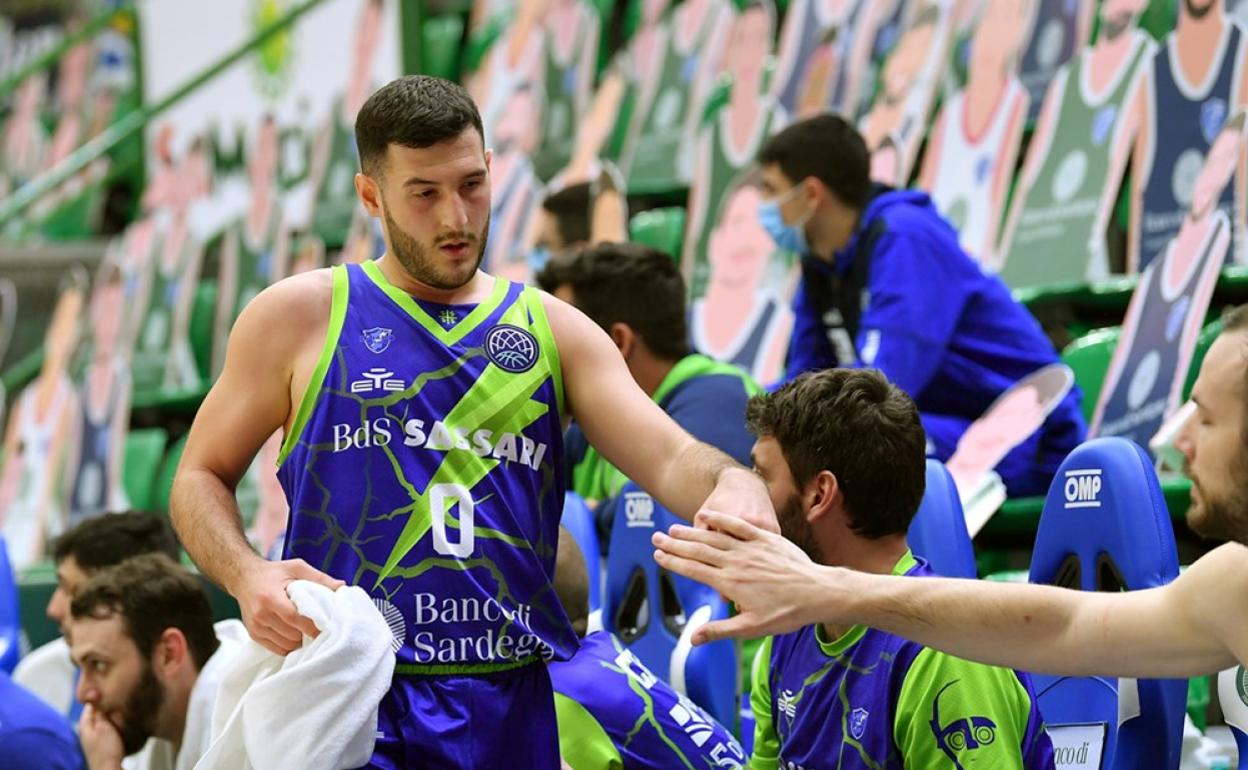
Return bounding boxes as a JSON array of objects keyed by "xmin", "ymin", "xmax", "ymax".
[
  {"xmin": 361, "ymin": 259, "xmax": 508, "ymax": 346},
  {"xmin": 523, "ymin": 286, "xmax": 565, "ymax": 418},
  {"xmin": 393, "ymin": 655, "xmax": 543, "ymax": 676},
  {"xmin": 277, "ymin": 265, "xmax": 348, "ymax": 467}
]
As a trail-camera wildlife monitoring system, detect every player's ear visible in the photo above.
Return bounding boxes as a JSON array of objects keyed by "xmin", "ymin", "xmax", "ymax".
[
  {"xmin": 355, "ymin": 172, "xmax": 383, "ymax": 217},
  {"xmin": 806, "ymin": 470, "xmax": 840, "ymax": 523},
  {"xmin": 608, "ymin": 322, "xmax": 635, "ymax": 360}
]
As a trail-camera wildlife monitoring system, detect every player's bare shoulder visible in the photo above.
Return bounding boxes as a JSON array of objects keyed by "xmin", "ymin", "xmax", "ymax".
[{"xmin": 225, "ymin": 267, "xmax": 335, "ymax": 377}]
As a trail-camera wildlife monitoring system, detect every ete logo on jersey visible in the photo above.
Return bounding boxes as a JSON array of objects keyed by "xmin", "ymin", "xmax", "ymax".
[{"xmin": 1063, "ymin": 468, "xmax": 1103, "ymax": 510}]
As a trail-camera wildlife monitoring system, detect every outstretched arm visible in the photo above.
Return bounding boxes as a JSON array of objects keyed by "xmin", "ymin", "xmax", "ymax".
[
  {"xmin": 654, "ymin": 511, "xmax": 1241, "ymax": 678},
  {"xmin": 544, "ymin": 295, "xmax": 778, "ymax": 533}
]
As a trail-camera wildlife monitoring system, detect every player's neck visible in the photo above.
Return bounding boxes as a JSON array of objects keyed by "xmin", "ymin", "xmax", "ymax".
[
  {"xmin": 818, "ymin": 535, "xmax": 908, "ymax": 641},
  {"xmin": 375, "ymin": 253, "xmax": 492, "ymax": 305}
]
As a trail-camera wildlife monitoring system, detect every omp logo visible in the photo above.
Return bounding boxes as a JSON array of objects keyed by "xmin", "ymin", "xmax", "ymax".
[
  {"xmin": 624, "ymin": 491, "xmax": 654, "ymax": 528},
  {"xmin": 1063, "ymin": 469, "xmax": 1103, "ymax": 509}
]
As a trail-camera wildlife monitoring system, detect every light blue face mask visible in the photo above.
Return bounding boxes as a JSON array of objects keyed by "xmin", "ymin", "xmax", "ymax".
[
  {"xmin": 757, "ymin": 184, "xmax": 812, "ymax": 254},
  {"xmin": 529, "ymin": 245, "xmax": 553, "ymax": 271}
]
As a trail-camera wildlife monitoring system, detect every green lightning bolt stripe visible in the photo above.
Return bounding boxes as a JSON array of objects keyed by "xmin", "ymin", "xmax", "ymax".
[{"xmin": 373, "ymin": 294, "xmax": 556, "ymax": 585}]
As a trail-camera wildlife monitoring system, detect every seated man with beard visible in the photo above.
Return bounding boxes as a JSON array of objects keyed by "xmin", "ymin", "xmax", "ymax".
[
  {"xmin": 68, "ymin": 554, "xmax": 247, "ymax": 770},
  {"xmin": 741, "ymin": 369, "xmax": 1054, "ymax": 769}
]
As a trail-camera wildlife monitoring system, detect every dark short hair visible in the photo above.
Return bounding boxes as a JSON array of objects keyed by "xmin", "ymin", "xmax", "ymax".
[
  {"xmin": 746, "ymin": 368, "xmax": 927, "ymax": 539},
  {"xmin": 355, "ymin": 75, "xmax": 484, "ymax": 177},
  {"xmin": 53, "ymin": 512, "xmax": 180, "ymax": 572},
  {"xmin": 757, "ymin": 114, "xmax": 872, "ymax": 208},
  {"xmin": 541, "ymin": 183, "xmax": 592, "ymax": 248},
  {"xmin": 540, "ymin": 242, "xmax": 689, "ymax": 361},
  {"xmin": 70, "ymin": 554, "xmax": 219, "ymax": 670}
]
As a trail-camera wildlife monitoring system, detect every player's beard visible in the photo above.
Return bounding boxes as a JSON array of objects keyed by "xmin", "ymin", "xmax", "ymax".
[
  {"xmin": 383, "ymin": 203, "xmax": 489, "ymax": 291},
  {"xmin": 1186, "ymin": 452, "xmax": 1248, "ymax": 543},
  {"xmin": 117, "ymin": 662, "xmax": 166, "ymax": 756},
  {"xmin": 777, "ymin": 493, "xmax": 824, "ymax": 564}
]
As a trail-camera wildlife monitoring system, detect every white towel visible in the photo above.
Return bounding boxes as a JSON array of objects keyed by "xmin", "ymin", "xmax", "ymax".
[{"xmin": 193, "ymin": 582, "xmax": 396, "ymax": 770}]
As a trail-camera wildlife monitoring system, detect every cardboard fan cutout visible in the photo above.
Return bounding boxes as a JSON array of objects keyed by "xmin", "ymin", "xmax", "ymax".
[
  {"xmin": 920, "ymin": 0, "xmax": 1031, "ymax": 261},
  {"xmin": 1094, "ymin": 113, "xmax": 1246, "ymax": 449},
  {"xmin": 947, "ymin": 362, "xmax": 1076, "ymax": 535},
  {"xmin": 995, "ymin": 0, "xmax": 1154, "ymax": 288}
]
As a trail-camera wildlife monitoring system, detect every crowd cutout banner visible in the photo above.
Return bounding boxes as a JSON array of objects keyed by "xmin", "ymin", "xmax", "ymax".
[
  {"xmin": 920, "ymin": 0, "xmax": 1031, "ymax": 261},
  {"xmin": 682, "ymin": 4, "xmax": 794, "ymax": 386},
  {"xmin": 860, "ymin": 1, "xmax": 957, "ymax": 187},
  {"xmin": 1093, "ymin": 111, "xmax": 1246, "ymax": 449},
  {"xmin": 617, "ymin": 0, "xmax": 734, "ymax": 192},
  {"xmin": 531, "ymin": 0, "xmax": 601, "ymax": 181},
  {"xmin": 308, "ymin": 0, "xmax": 384, "ymax": 247},
  {"xmin": 995, "ymin": 0, "xmax": 1154, "ymax": 288},
  {"xmin": 1017, "ymin": 0, "xmax": 1096, "ymax": 122},
  {"xmin": 769, "ymin": 0, "xmax": 855, "ymax": 123},
  {"xmin": 67, "ymin": 266, "xmax": 131, "ymax": 527},
  {"xmin": 946, "ymin": 363, "xmax": 1076, "ymax": 535},
  {"xmin": 1130, "ymin": 0, "xmax": 1248, "ymax": 270},
  {"xmin": 0, "ymin": 277, "xmax": 85, "ymax": 571},
  {"xmin": 129, "ymin": 138, "xmax": 211, "ymax": 395}
]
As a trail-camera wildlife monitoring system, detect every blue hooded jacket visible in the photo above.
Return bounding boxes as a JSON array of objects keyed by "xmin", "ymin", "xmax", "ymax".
[{"xmin": 787, "ymin": 188, "xmax": 1086, "ymax": 495}]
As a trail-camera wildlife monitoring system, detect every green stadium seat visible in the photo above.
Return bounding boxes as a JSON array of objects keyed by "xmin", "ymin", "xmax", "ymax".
[
  {"xmin": 154, "ymin": 434, "xmax": 187, "ymax": 514},
  {"xmin": 123, "ymin": 428, "xmax": 169, "ymax": 512},
  {"xmin": 1062, "ymin": 326, "xmax": 1120, "ymax": 424},
  {"xmin": 628, "ymin": 207, "xmax": 685, "ymax": 262},
  {"xmin": 191, "ymin": 279, "xmax": 218, "ymax": 383}
]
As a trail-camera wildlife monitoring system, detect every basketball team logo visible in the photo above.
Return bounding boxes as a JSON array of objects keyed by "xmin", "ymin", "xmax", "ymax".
[
  {"xmin": 361, "ymin": 327, "xmax": 394, "ymax": 354},
  {"xmin": 485, "ymin": 324, "xmax": 540, "ymax": 373},
  {"xmin": 849, "ymin": 707, "xmax": 870, "ymax": 740}
]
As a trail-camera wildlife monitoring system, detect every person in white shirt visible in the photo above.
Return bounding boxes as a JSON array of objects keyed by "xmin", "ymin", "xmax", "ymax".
[
  {"xmin": 14, "ymin": 511, "xmax": 181, "ymax": 717},
  {"xmin": 68, "ymin": 553, "xmax": 245, "ymax": 770}
]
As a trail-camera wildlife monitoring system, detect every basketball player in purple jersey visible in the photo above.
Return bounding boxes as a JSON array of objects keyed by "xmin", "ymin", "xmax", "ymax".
[{"xmin": 170, "ymin": 76, "xmax": 777, "ymax": 768}]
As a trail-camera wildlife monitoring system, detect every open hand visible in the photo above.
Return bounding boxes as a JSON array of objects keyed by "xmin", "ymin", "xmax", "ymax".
[{"xmin": 653, "ymin": 510, "xmax": 848, "ymax": 643}]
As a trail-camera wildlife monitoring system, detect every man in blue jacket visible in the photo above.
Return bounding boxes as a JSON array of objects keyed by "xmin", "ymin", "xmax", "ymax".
[{"xmin": 755, "ymin": 114, "xmax": 1085, "ymax": 496}]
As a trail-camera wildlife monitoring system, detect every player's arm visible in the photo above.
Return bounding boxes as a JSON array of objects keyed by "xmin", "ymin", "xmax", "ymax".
[
  {"xmin": 171, "ymin": 270, "xmax": 342, "ymax": 655},
  {"xmin": 654, "ymin": 512, "xmax": 1241, "ymax": 677},
  {"xmin": 543, "ymin": 294, "xmax": 778, "ymax": 533}
]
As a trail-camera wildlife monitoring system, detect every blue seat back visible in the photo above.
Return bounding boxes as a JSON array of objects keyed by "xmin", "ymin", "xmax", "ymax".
[
  {"xmin": 561, "ymin": 492, "xmax": 603, "ymax": 613},
  {"xmin": 0, "ymin": 536, "xmax": 21, "ymax": 673},
  {"xmin": 604, "ymin": 483, "xmax": 739, "ymax": 728},
  {"xmin": 907, "ymin": 460, "xmax": 977, "ymax": 578},
  {"xmin": 1028, "ymin": 438, "xmax": 1186, "ymax": 770}
]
